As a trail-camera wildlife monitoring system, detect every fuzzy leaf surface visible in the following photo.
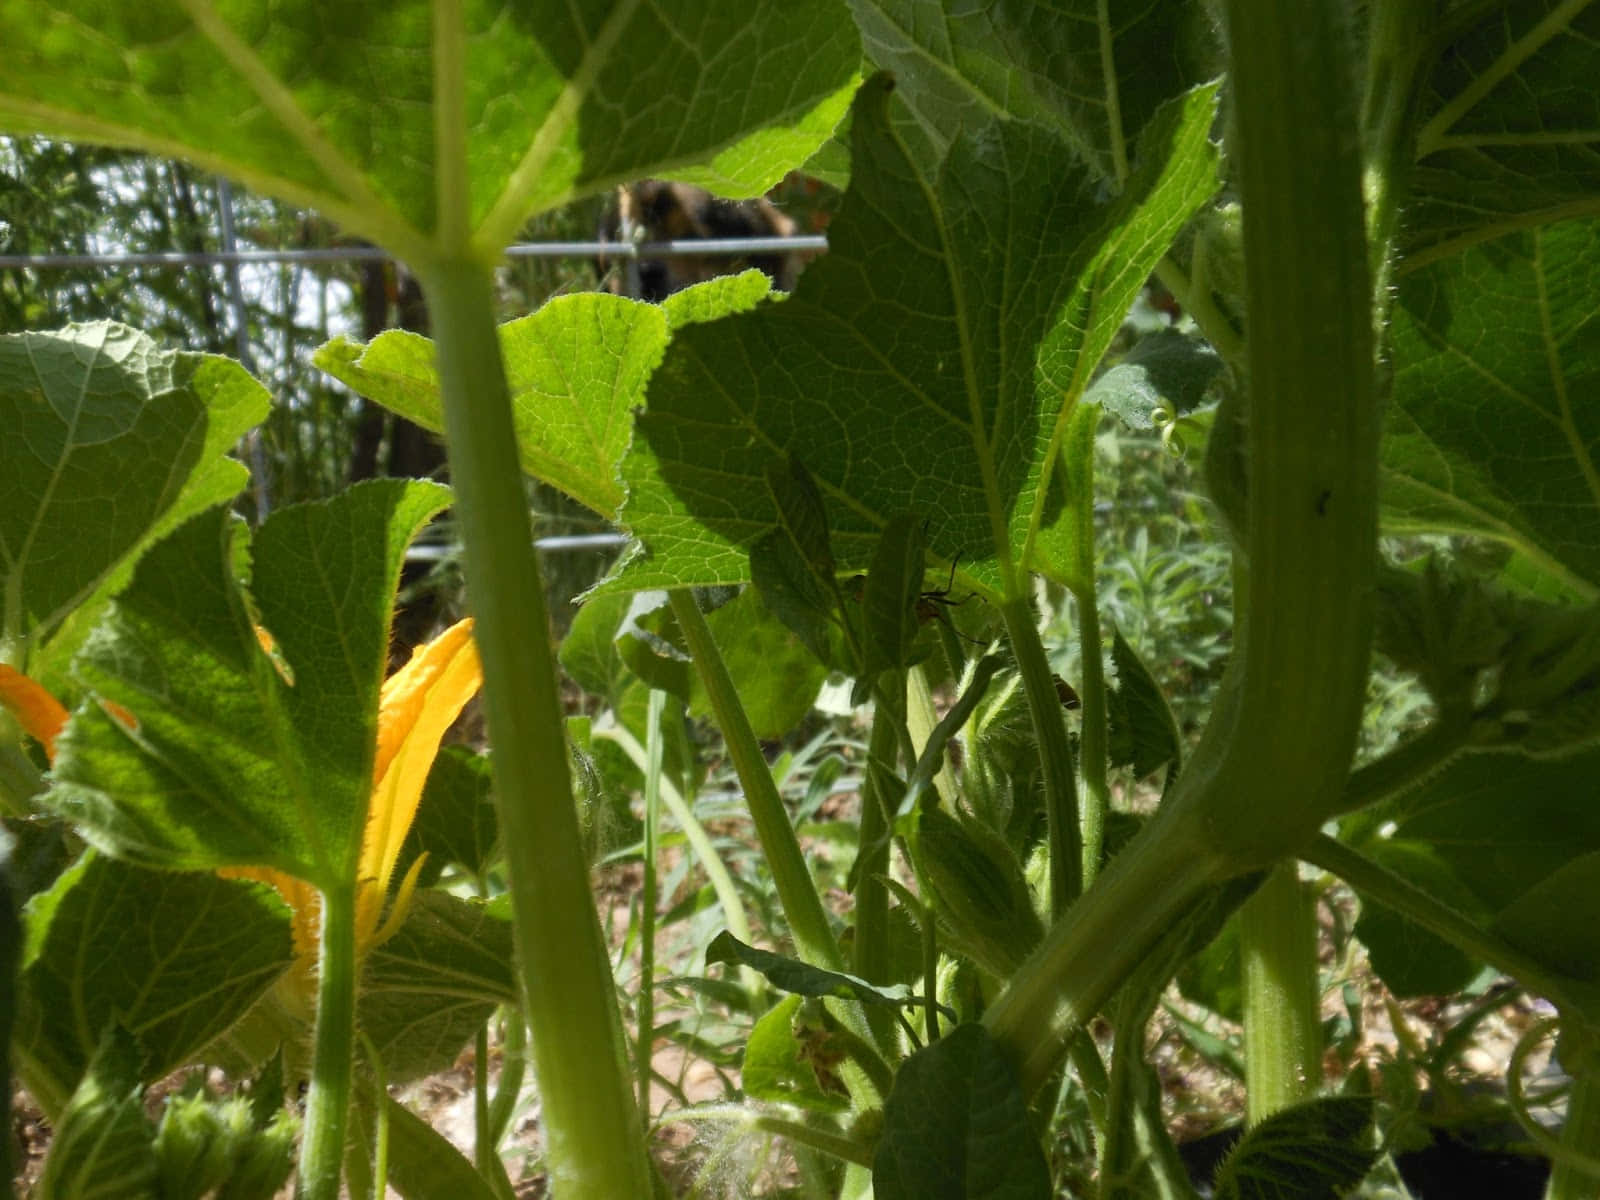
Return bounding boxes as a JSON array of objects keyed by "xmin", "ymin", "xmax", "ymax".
[
  {"xmin": 847, "ymin": 0, "xmax": 1216, "ymax": 182},
  {"xmin": 0, "ymin": 2, "xmax": 859, "ymax": 256},
  {"xmin": 361, "ymin": 891, "xmax": 515, "ymax": 1083},
  {"xmin": 1353, "ymin": 746, "xmax": 1600, "ymax": 1015},
  {"xmin": 34, "ymin": 1026, "xmax": 158, "ymax": 1199},
  {"xmin": 1213, "ymin": 1095, "xmax": 1375, "ymax": 1200},
  {"xmin": 1383, "ymin": 220, "xmax": 1600, "ymax": 595},
  {"xmin": 1407, "ymin": 0, "xmax": 1600, "ymax": 262},
  {"xmin": 47, "ymin": 481, "xmax": 450, "ymax": 883},
  {"xmin": 617, "ymin": 76, "xmax": 1218, "ymax": 598},
  {"xmin": 0, "ymin": 323, "xmax": 265, "ymax": 665},
  {"xmin": 873, "ymin": 1022, "xmax": 1050, "ymax": 1200},
  {"xmin": 15, "ymin": 853, "xmax": 291, "ymax": 1107}
]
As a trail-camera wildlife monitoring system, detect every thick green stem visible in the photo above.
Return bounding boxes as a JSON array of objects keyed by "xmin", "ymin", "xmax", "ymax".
[
  {"xmin": 1239, "ymin": 864, "xmax": 1320, "ymax": 1124},
  {"xmin": 298, "ymin": 883, "xmax": 358, "ymax": 1200},
  {"xmin": 1073, "ymin": 587, "xmax": 1110, "ymax": 889},
  {"xmin": 1209, "ymin": 0, "xmax": 1378, "ymax": 863},
  {"xmin": 636, "ymin": 688, "xmax": 665, "ymax": 1127},
  {"xmin": 1000, "ymin": 595, "xmax": 1080, "ymax": 916},
  {"xmin": 984, "ymin": 801, "xmax": 1227, "ymax": 1095},
  {"xmin": 419, "ymin": 258, "xmax": 649, "ymax": 1197},
  {"xmin": 669, "ymin": 589, "xmax": 844, "ymax": 973}
]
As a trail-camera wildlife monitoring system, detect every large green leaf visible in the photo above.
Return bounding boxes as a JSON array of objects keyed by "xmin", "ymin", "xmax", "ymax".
[
  {"xmin": 1352, "ymin": 839, "xmax": 1488, "ymax": 999},
  {"xmin": 1382, "ymin": 219, "xmax": 1600, "ymax": 596},
  {"xmin": 46, "ymin": 480, "xmax": 450, "ymax": 883},
  {"xmin": 691, "ymin": 587, "xmax": 828, "ymax": 740},
  {"xmin": 315, "ymin": 274, "xmax": 776, "ymax": 520},
  {"xmin": 316, "ymin": 296, "xmax": 666, "ymax": 520},
  {"xmin": 1351, "ymin": 746, "xmax": 1600, "ymax": 1014},
  {"xmin": 0, "ymin": 323, "xmax": 266, "ymax": 667},
  {"xmin": 1406, "ymin": 0, "xmax": 1600, "ymax": 263},
  {"xmin": 360, "ymin": 891, "xmax": 515, "ymax": 1084},
  {"xmin": 873, "ymin": 1022, "xmax": 1050, "ymax": 1200},
  {"xmin": 1212, "ymin": 1095, "xmax": 1375, "ymax": 1200},
  {"xmin": 14, "ymin": 853, "xmax": 291, "ymax": 1114},
  {"xmin": 614, "ymin": 76, "xmax": 1219, "ymax": 598},
  {"xmin": 847, "ymin": 0, "xmax": 1217, "ymax": 183},
  {"xmin": 0, "ymin": 3, "xmax": 860, "ymax": 257}
]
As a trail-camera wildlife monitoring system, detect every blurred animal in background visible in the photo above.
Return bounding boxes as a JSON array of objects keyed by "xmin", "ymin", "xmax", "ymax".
[{"xmin": 596, "ymin": 181, "xmax": 804, "ymax": 301}]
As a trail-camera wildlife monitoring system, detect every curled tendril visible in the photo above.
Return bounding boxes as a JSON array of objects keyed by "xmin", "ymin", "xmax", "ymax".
[{"xmin": 1505, "ymin": 1015, "xmax": 1600, "ymax": 1183}]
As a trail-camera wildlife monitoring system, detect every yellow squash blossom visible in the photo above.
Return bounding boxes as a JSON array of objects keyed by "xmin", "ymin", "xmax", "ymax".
[{"xmin": 1, "ymin": 618, "xmax": 483, "ymax": 1007}]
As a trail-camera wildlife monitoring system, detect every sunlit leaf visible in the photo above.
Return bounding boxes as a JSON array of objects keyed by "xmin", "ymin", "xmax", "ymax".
[
  {"xmin": 742, "ymin": 994, "xmax": 849, "ymax": 1114},
  {"xmin": 47, "ymin": 480, "xmax": 450, "ymax": 883},
  {"xmin": 14, "ymin": 853, "xmax": 291, "ymax": 1111},
  {"xmin": 0, "ymin": 323, "xmax": 266, "ymax": 671},
  {"xmin": 615, "ymin": 76, "xmax": 1219, "ymax": 599}
]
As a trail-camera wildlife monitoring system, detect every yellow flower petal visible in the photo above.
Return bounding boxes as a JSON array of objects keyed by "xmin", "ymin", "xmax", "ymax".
[
  {"xmin": 0, "ymin": 664, "xmax": 70, "ymax": 760},
  {"xmin": 357, "ymin": 618, "xmax": 481, "ymax": 945}
]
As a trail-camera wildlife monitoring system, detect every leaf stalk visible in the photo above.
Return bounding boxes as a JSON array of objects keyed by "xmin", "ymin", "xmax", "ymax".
[{"xmin": 419, "ymin": 257, "xmax": 650, "ymax": 1197}]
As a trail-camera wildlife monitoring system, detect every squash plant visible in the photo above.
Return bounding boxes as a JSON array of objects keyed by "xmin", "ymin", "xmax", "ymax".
[{"xmin": 3, "ymin": 1, "xmax": 1600, "ymax": 1197}]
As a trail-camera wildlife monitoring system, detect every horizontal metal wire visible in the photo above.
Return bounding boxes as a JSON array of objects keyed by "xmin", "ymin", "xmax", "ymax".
[
  {"xmin": 0, "ymin": 235, "xmax": 830, "ymax": 271},
  {"xmin": 406, "ymin": 532, "xmax": 629, "ymax": 562}
]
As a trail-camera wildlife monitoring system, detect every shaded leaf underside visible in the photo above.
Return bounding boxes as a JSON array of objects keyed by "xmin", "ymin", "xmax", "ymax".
[
  {"xmin": 1384, "ymin": 218, "xmax": 1600, "ymax": 596},
  {"xmin": 0, "ymin": 1, "xmax": 861, "ymax": 256}
]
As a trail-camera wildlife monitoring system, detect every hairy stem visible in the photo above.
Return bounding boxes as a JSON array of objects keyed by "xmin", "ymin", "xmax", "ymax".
[
  {"xmin": 985, "ymin": 0, "xmax": 1378, "ymax": 1093},
  {"xmin": 420, "ymin": 258, "xmax": 649, "ymax": 1197},
  {"xmin": 298, "ymin": 883, "xmax": 358, "ymax": 1200},
  {"xmin": 1240, "ymin": 864, "xmax": 1320, "ymax": 1124}
]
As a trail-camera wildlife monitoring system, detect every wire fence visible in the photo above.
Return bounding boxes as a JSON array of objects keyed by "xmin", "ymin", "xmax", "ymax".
[
  {"xmin": 0, "ymin": 235, "xmax": 830, "ymax": 271},
  {"xmin": 5, "ymin": 176, "xmax": 830, "ymax": 548}
]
